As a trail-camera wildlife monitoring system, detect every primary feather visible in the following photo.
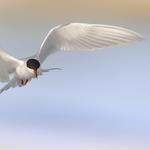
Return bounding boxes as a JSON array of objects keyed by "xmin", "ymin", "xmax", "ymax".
[{"xmin": 38, "ymin": 23, "xmax": 142, "ymax": 63}]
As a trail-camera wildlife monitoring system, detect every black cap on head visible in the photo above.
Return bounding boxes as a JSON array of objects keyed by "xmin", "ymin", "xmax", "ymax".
[{"xmin": 26, "ymin": 59, "xmax": 40, "ymax": 70}]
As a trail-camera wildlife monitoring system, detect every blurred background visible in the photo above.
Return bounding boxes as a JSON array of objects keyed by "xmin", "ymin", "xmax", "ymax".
[{"xmin": 0, "ymin": 0, "xmax": 150, "ymax": 149}]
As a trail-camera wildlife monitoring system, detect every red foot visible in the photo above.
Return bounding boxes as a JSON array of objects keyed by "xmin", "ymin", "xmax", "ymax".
[
  {"xmin": 24, "ymin": 80, "xmax": 28, "ymax": 85},
  {"xmin": 21, "ymin": 80, "xmax": 24, "ymax": 85},
  {"xmin": 21, "ymin": 80, "xmax": 28, "ymax": 85}
]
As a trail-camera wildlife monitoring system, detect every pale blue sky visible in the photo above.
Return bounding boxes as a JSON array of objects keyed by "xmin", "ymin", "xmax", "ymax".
[{"xmin": 0, "ymin": 12, "xmax": 149, "ymax": 150}]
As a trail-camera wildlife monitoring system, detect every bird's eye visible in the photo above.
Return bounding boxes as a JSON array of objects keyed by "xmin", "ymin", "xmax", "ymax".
[{"xmin": 26, "ymin": 59, "xmax": 40, "ymax": 69}]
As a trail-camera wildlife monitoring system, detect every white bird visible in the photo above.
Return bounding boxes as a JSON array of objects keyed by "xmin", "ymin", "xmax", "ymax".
[{"xmin": 0, "ymin": 23, "xmax": 142, "ymax": 94}]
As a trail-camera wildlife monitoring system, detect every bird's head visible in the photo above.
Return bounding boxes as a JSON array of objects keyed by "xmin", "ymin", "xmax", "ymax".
[{"xmin": 26, "ymin": 59, "xmax": 40, "ymax": 78}]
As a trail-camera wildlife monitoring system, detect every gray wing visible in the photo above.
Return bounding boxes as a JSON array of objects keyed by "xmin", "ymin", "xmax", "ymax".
[
  {"xmin": 37, "ymin": 23, "xmax": 142, "ymax": 63},
  {"xmin": 0, "ymin": 77, "xmax": 18, "ymax": 94},
  {"xmin": 0, "ymin": 48, "xmax": 21, "ymax": 83}
]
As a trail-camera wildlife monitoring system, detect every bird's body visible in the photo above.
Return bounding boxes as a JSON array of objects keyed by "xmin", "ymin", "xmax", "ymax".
[
  {"xmin": 0, "ymin": 23, "xmax": 142, "ymax": 93},
  {"xmin": 15, "ymin": 61, "xmax": 35, "ymax": 84}
]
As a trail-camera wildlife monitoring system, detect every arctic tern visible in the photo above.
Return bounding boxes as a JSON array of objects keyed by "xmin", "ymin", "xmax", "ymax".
[{"xmin": 0, "ymin": 23, "xmax": 142, "ymax": 93}]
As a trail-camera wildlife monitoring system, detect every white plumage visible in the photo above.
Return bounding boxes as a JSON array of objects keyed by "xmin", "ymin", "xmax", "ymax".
[{"xmin": 0, "ymin": 23, "xmax": 142, "ymax": 93}]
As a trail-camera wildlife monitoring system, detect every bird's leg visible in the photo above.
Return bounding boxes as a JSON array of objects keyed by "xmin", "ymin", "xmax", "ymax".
[
  {"xmin": 21, "ymin": 80, "xmax": 24, "ymax": 85},
  {"xmin": 20, "ymin": 80, "xmax": 28, "ymax": 85},
  {"xmin": 24, "ymin": 80, "xmax": 28, "ymax": 85}
]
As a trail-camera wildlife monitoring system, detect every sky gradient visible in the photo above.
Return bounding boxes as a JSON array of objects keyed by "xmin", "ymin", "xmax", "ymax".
[
  {"xmin": 0, "ymin": 0, "xmax": 150, "ymax": 19},
  {"xmin": 0, "ymin": 0, "xmax": 149, "ymax": 150}
]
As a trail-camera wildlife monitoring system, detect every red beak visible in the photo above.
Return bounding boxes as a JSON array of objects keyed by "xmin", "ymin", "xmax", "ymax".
[{"xmin": 33, "ymin": 69, "xmax": 38, "ymax": 78}]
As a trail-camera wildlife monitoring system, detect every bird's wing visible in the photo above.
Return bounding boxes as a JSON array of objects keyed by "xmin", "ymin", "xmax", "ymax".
[
  {"xmin": 0, "ymin": 77, "xmax": 18, "ymax": 94},
  {"xmin": 37, "ymin": 23, "xmax": 142, "ymax": 63},
  {"xmin": 0, "ymin": 68, "xmax": 62, "ymax": 94},
  {"xmin": 0, "ymin": 48, "xmax": 21, "ymax": 82}
]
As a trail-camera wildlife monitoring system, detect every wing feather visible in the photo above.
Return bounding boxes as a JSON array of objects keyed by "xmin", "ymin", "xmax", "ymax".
[
  {"xmin": 0, "ymin": 48, "xmax": 20, "ymax": 82},
  {"xmin": 0, "ymin": 77, "xmax": 17, "ymax": 94},
  {"xmin": 38, "ymin": 23, "xmax": 142, "ymax": 63}
]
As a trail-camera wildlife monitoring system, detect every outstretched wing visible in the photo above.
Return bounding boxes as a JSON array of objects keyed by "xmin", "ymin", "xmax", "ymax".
[
  {"xmin": 37, "ymin": 23, "xmax": 142, "ymax": 63},
  {"xmin": 0, "ymin": 77, "xmax": 26, "ymax": 94},
  {"xmin": 0, "ymin": 68, "xmax": 62, "ymax": 94},
  {"xmin": 0, "ymin": 77, "xmax": 18, "ymax": 94},
  {"xmin": 0, "ymin": 48, "xmax": 20, "ymax": 82}
]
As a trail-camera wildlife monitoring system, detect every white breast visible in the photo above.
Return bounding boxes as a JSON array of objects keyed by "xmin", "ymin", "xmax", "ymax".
[{"xmin": 15, "ymin": 62, "xmax": 34, "ymax": 80}]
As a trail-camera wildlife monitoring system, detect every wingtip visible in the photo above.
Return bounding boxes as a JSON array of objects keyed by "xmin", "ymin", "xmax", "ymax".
[
  {"xmin": 0, "ymin": 90, "xmax": 4, "ymax": 94},
  {"xmin": 135, "ymin": 32, "xmax": 144, "ymax": 41},
  {"xmin": 47, "ymin": 68, "xmax": 63, "ymax": 71}
]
